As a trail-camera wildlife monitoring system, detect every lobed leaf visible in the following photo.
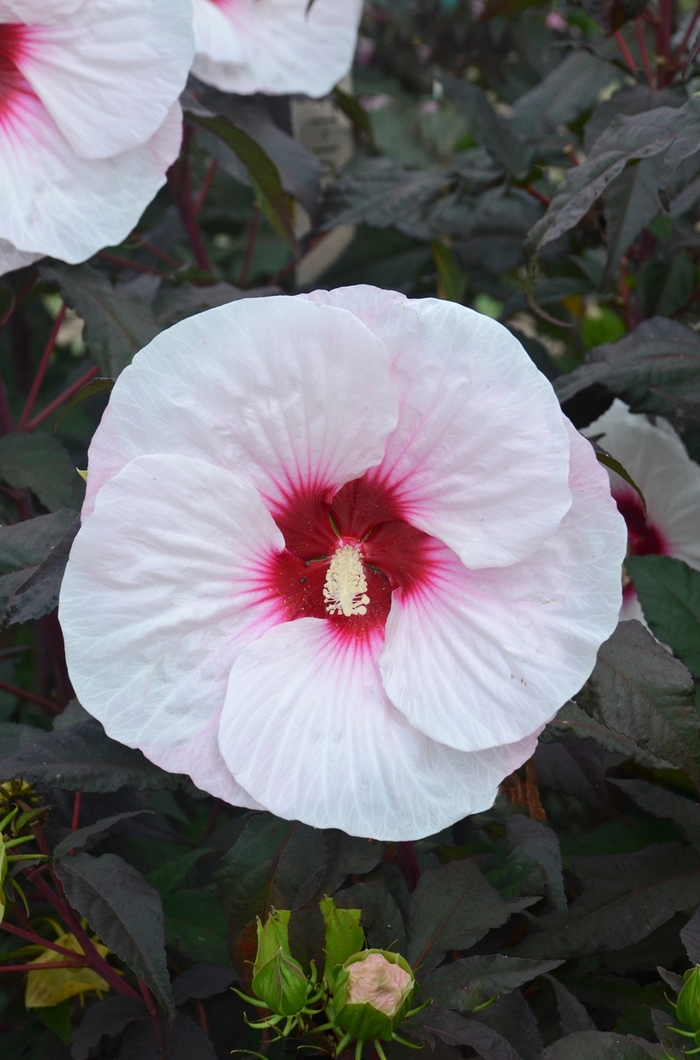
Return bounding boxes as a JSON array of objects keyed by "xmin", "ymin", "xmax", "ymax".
[
  {"xmin": 516, "ymin": 842, "xmax": 700, "ymax": 959},
  {"xmin": 0, "ymin": 717, "xmax": 198, "ymax": 793},
  {"xmin": 407, "ymin": 859, "xmax": 537, "ymax": 971},
  {"xmin": 0, "ymin": 432, "xmax": 83, "ymax": 512},
  {"xmin": 55, "ymin": 850, "xmax": 173, "ymax": 1019},
  {"xmin": 625, "ymin": 556, "xmax": 700, "ymax": 678},
  {"xmin": 576, "ymin": 620, "xmax": 700, "ymax": 789},
  {"xmin": 40, "ymin": 263, "xmax": 160, "ymax": 377},
  {"xmin": 421, "ymin": 955, "xmax": 564, "ymax": 1012}
]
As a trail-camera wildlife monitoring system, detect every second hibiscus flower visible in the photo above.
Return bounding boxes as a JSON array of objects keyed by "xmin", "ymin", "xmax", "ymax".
[{"xmin": 59, "ymin": 287, "xmax": 626, "ymax": 840}]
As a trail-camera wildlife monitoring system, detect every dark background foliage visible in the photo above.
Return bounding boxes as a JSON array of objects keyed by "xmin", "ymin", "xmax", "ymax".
[{"xmin": 2, "ymin": 0, "xmax": 700, "ymax": 1056}]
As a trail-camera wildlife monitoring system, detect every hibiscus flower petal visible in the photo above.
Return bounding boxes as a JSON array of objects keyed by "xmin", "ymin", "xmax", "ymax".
[
  {"xmin": 192, "ymin": 0, "xmax": 363, "ymax": 98},
  {"xmin": 16, "ymin": 0, "xmax": 193, "ymax": 160},
  {"xmin": 83, "ymin": 297, "xmax": 398, "ymax": 518},
  {"xmin": 218, "ymin": 618, "xmax": 539, "ymax": 840},
  {"xmin": 0, "ymin": 236, "xmax": 41, "ymax": 274},
  {"xmin": 0, "ymin": 97, "xmax": 182, "ymax": 271},
  {"xmin": 585, "ymin": 399, "xmax": 700, "ymax": 570},
  {"xmin": 0, "ymin": 1, "xmax": 83, "ymax": 20},
  {"xmin": 379, "ymin": 422, "xmax": 626, "ymax": 751},
  {"xmin": 304, "ymin": 286, "xmax": 572, "ymax": 569},
  {"xmin": 59, "ymin": 453, "xmax": 286, "ymax": 807}
]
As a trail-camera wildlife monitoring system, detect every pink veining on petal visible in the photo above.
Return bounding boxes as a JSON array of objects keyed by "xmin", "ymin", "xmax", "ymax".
[
  {"xmin": 614, "ymin": 487, "xmax": 669, "ymax": 601},
  {"xmin": 0, "ymin": 23, "xmax": 39, "ymax": 134}
]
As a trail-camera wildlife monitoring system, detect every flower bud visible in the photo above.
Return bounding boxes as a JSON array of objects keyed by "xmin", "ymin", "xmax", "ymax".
[
  {"xmin": 320, "ymin": 897, "xmax": 365, "ymax": 989},
  {"xmin": 251, "ymin": 910, "xmax": 309, "ymax": 1017},
  {"xmin": 677, "ymin": 966, "xmax": 700, "ymax": 1033},
  {"xmin": 332, "ymin": 950, "xmax": 416, "ymax": 1042}
]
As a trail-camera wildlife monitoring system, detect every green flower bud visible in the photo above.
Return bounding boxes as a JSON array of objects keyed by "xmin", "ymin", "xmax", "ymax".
[
  {"xmin": 320, "ymin": 897, "xmax": 365, "ymax": 989},
  {"xmin": 251, "ymin": 910, "xmax": 309, "ymax": 1017},
  {"xmin": 332, "ymin": 949, "xmax": 416, "ymax": 1042},
  {"xmin": 677, "ymin": 966, "xmax": 700, "ymax": 1033}
]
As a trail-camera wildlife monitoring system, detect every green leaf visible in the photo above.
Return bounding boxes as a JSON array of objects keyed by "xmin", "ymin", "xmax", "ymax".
[
  {"xmin": 625, "ymin": 556, "xmax": 700, "ymax": 678},
  {"xmin": 525, "ymin": 100, "xmax": 700, "ymax": 261},
  {"xmin": 555, "ymin": 316, "xmax": 700, "ymax": 415},
  {"xmin": 215, "ymin": 813, "xmax": 326, "ymax": 974},
  {"xmin": 510, "ymin": 51, "xmax": 619, "ymax": 141},
  {"xmin": 336, "ymin": 878, "xmax": 406, "ymax": 954},
  {"xmin": 442, "ymin": 78, "xmax": 529, "ymax": 176},
  {"xmin": 332, "ymin": 86, "xmax": 377, "ymax": 152},
  {"xmin": 162, "ymin": 887, "xmax": 229, "ymax": 965},
  {"xmin": 0, "ymin": 509, "xmax": 79, "ymax": 627},
  {"xmin": 506, "ymin": 815, "xmax": 566, "ymax": 911},
  {"xmin": 71, "ymin": 996, "xmax": 146, "ymax": 1060},
  {"xmin": 592, "ymin": 446, "xmax": 646, "ymax": 514},
  {"xmin": 421, "ymin": 955, "xmax": 564, "ymax": 1012},
  {"xmin": 576, "ymin": 620, "xmax": 700, "ymax": 789},
  {"xmin": 53, "ymin": 811, "xmax": 149, "ymax": 860},
  {"xmin": 412, "ymin": 1007, "xmax": 522, "ymax": 1058},
  {"xmin": 0, "ymin": 718, "xmax": 198, "ymax": 793},
  {"xmin": 407, "ymin": 859, "xmax": 537, "ymax": 972},
  {"xmin": 54, "ymin": 851, "xmax": 174, "ymax": 1020},
  {"xmin": 609, "ymin": 777, "xmax": 700, "ymax": 846},
  {"xmin": 188, "ymin": 112, "xmax": 298, "ymax": 254},
  {"xmin": 40, "ymin": 263, "xmax": 160, "ymax": 377},
  {"xmin": 146, "ymin": 849, "xmax": 212, "ymax": 897},
  {"xmin": 549, "ymin": 700, "xmax": 674, "ymax": 769},
  {"xmin": 432, "ymin": 241, "xmax": 468, "ymax": 303},
  {"xmin": 515, "ymin": 842, "xmax": 700, "ymax": 959},
  {"xmin": 0, "ymin": 431, "xmax": 83, "ymax": 512},
  {"xmin": 54, "ymin": 377, "xmax": 114, "ymax": 428},
  {"xmin": 538, "ymin": 1030, "xmax": 658, "ymax": 1059}
]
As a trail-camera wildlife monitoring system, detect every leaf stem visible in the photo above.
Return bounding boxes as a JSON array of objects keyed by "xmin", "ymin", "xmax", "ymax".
[
  {"xmin": 167, "ymin": 126, "xmax": 213, "ymax": 274},
  {"xmin": 0, "ymin": 678, "xmax": 59, "ymax": 713},
  {"xmin": 97, "ymin": 251, "xmax": 171, "ymax": 280},
  {"xmin": 26, "ymin": 364, "xmax": 99, "ymax": 432},
  {"xmin": 18, "ymin": 304, "xmax": 67, "ymax": 430},
  {"xmin": 0, "ymin": 960, "xmax": 87, "ymax": 974},
  {"xmin": 614, "ymin": 29, "xmax": 638, "ymax": 73},
  {"xmin": 1, "ymin": 921, "xmax": 89, "ymax": 961},
  {"xmin": 635, "ymin": 17, "xmax": 655, "ymax": 87}
]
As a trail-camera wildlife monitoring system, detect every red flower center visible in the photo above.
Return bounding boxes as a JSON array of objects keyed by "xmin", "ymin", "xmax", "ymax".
[
  {"xmin": 615, "ymin": 489, "xmax": 668, "ymax": 600},
  {"xmin": 265, "ymin": 473, "xmax": 435, "ymax": 643},
  {"xmin": 0, "ymin": 24, "xmax": 33, "ymax": 127}
]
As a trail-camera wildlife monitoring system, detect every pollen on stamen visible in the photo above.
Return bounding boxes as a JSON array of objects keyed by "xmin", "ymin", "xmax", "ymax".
[{"xmin": 323, "ymin": 544, "xmax": 370, "ymax": 618}]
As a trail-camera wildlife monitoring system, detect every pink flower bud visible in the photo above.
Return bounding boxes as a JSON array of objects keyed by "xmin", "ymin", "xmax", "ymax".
[{"xmin": 345, "ymin": 953, "xmax": 414, "ymax": 1019}]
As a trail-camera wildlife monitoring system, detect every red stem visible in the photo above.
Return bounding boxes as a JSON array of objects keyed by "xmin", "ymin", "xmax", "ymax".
[
  {"xmin": 0, "ymin": 381, "xmax": 14, "ymax": 436},
  {"xmin": 636, "ymin": 18, "xmax": 655, "ymax": 86},
  {"xmin": 18, "ymin": 305, "xmax": 67, "ymax": 430},
  {"xmin": 657, "ymin": 0, "xmax": 673, "ymax": 83},
  {"xmin": 239, "ymin": 204, "xmax": 262, "ymax": 289},
  {"xmin": 71, "ymin": 792, "xmax": 82, "ymax": 833},
  {"xmin": 396, "ymin": 841, "xmax": 421, "ymax": 893},
  {"xmin": 167, "ymin": 127, "xmax": 213, "ymax": 273},
  {"xmin": 33, "ymin": 869, "xmax": 139, "ymax": 999},
  {"xmin": 677, "ymin": 0, "xmax": 700, "ymax": 57},
  {"xmin": 97, "ymin": 251, "xmax": 170, "ymax": 279},
  {"xmin": 0, "ymin": 678, "xmax": 58, "ymax": 713},
  {"xmin": 614, "ymin": 29, "xmax": 638, "ymax": 72},
  {"xmin": 0, "ymin": 960, "xmax": 87, "ymax": 973},
  {"xmin": 1, "ymin": 921, "xmax": 89, "ymax": 961},
  {"xmin": 131, "ymin": 237, "xmax": 181, "ymax": 270},
  {"xmin": 524, "ymin": 184, "xmax": 551, "ymax": 207},
  {"xmin": 194, "ymin": 159, "xmax": 217, "ymax": 217},
  {"xmin": 26, "ymin": 363, "xmax": 99, "ymax": 432}
]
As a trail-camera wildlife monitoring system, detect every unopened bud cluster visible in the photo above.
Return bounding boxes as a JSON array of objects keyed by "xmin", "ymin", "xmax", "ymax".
[
  {"xmin": 0, "ymin": 787, "xmax": 46, "ymax": 924},
  {"xmin": 234, "ymin": 897, "xmax": 428, "ymax": 1059},
  {"xmin": 666, "ymin": 966, "xmax": 700, "ymax": 1057}
]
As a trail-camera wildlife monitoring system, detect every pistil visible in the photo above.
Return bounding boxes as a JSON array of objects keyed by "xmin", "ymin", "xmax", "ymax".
[{"xmin": 323, "ymin": 544, "xmax": 370, "ymax": 618}]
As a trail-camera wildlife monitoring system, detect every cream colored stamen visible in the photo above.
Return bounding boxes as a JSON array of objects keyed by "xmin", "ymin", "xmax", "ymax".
[{"xmin": 323, "ymin": 544, "xmax": 370, "ymax": 617}]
